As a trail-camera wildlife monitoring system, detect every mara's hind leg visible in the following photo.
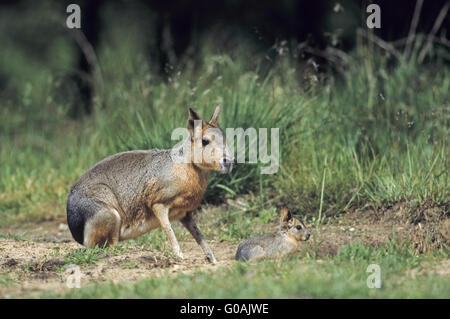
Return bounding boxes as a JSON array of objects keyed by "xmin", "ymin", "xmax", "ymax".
[{"xmin": 83, "ymin": 208, "xmax": 121, "ymax": 248}]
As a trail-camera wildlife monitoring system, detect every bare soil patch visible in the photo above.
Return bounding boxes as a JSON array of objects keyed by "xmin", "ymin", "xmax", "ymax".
[
  {"xmin": 0, "ymin": 234, "xmax": 235, "ymax": 298},
  {"xmin": 310, "ymin": 199, "xmax": 448, "ymax": 257},
  {"xmin": 354, "ymin": 199, "xmax": 449, "ymax": 253}
]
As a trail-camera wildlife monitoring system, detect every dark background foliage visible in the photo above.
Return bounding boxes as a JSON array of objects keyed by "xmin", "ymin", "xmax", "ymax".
[{"xmin": 0, "ymin": 0, "xmax": 448, "ymax": 115}]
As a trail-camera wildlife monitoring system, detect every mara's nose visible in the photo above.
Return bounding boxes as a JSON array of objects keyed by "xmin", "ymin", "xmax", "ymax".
[
  {"xmin": 305, "ymin": 232, "xmax": 311, "ymax": 240},
  {"xmin": 219, "ymin": 157, "xmax": 233, "ymax": 173}
]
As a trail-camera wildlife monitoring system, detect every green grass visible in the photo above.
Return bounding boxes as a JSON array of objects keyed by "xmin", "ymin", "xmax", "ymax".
[
  {"xmin": 44, "ymin": 242, "xmax": 449, "ymax": 298},
  {"xmin": 0, "ymin": 232, "xmax": 28, "ymax": 241},
  {"xmin": 64, "ymin": 246, "xmax": 129, "ymax": 265},
  {"xmin": 213, "ymin": 207, "xmax": 279, "ymax": 242},
  {"xmin": 1, "ymin": 37, "xmax": 447, "ymax": 226},
  {"xmin": 0, "ymin": 272, "xmax": 16, "ymax": 288}
]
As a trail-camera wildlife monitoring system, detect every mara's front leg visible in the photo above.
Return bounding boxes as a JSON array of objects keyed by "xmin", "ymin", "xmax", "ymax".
[
  {"xmin": 180, "ymin": 212, "xmax": 217, "ymax": 264},
  {"xmin": 152, "ymin": 203, "xmax": 184, "ymax": 259}
]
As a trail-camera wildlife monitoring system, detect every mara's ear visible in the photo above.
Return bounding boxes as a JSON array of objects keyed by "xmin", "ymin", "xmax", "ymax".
[
  {"xmin": 189, "ymin": 107, "xmax": 201, "ymax": 121},
  {"xmin": 280, "ymin": 208, "xmax": 292, "ymax": 227},
  {"xmin": 209, "ymin": 105, "xmax": 221, "ymax": 126},
  {"xmin": 188, "ymin": 107, "xmax": 204, "ymax": 134}
]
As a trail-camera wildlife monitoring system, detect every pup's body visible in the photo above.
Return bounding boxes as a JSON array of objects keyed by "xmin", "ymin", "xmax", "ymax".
[
  {"xmin": 67, "ymin": 107, "xmax": 232, "ymax": 263},
  {"xmin": 235, "ymin": 208, "xmax": 310, "ymax": 261}
]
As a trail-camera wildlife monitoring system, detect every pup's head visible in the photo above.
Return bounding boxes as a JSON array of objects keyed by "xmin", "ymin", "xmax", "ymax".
[
  {"xmin": 279, "ymin": 208, "xmax": 311, "ymax": 241},
  {"xmin": 187, "ymin": 106, "xmax": 233, "ymax": 173}
]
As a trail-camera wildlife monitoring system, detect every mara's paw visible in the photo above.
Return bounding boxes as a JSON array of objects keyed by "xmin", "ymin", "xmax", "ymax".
[{"xmin": 207, "ymin": 252, "xmax": 217, "ymax": 265}]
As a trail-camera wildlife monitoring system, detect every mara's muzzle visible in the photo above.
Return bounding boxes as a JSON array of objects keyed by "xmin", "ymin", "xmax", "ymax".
[
  {"xmin": 303, "ymin": 231, "xmax": 311, "ymax": 241},
  {"xmin": 219, "ymin": 157, "xmax": 233, "ymax": 174}
]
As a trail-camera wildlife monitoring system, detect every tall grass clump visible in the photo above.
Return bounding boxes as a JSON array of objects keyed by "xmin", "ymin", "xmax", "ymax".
[
  {"xmin": 96, "ymin": 39, "xmax": 311, "ymax": 202},
  {"xmin": 277, "ymin": 47, "xmax": 449, "ymax": 217},
  {"xmin": 0, "ymin": 12, "xmax": 448, "ymax": 225}
]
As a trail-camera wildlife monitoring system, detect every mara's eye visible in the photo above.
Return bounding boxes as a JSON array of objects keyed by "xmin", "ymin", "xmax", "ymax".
[
  {"xmin": 202, "ymin": 138, "xmax": 210, "ymax": 146},
  {"xmin": 296, "ymin": 225, "xmax": 302, "ymax": 230}
]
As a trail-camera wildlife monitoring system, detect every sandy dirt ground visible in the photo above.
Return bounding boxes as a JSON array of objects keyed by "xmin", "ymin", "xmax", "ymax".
[
  {"xmin": 0, "ymin": 220, "xmax": 237, "ymax": 298},
  {"xmin": 0, "ymin": 201, "xmax": 448, "ymax": 298}
]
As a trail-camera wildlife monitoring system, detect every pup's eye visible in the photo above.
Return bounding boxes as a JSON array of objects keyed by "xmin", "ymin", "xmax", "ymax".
[
  {"xmin": 202, "ymin": 138, "xmax": 210, "ymax": 146},
  {"xmin": 296, "ymin": 225, "xmax": 302, "ymax": 230}
]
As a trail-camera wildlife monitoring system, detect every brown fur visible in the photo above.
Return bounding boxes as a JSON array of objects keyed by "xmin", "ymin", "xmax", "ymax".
[{"xmin": 66, "ymin": 106, "xmax": 232, "ymax": 263}]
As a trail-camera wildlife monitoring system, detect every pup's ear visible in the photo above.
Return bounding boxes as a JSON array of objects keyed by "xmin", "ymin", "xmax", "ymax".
[
  {"xmin": 209, "ymin": 105, "xmax": 221, "ymax": 126},
  {"xmin": 280, "ymin": 208, "xmax": 292, "ymax": 228},
  {"xmin": 188, "ymin": 108, "xmax": 204, "ymax": 135}
]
